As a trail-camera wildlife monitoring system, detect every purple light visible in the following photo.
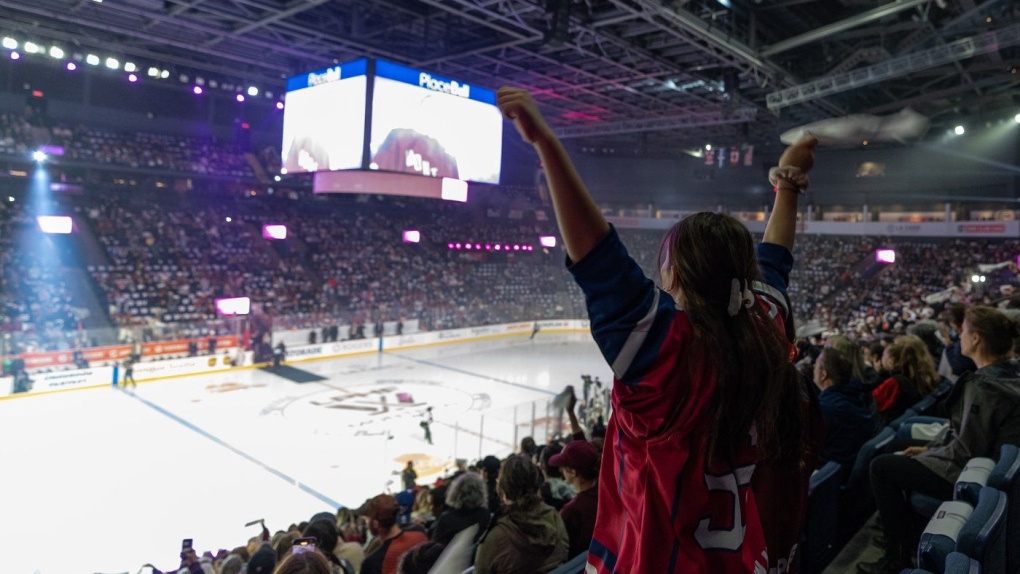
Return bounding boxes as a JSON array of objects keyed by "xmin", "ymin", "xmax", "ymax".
[
  {"xmin": 494, "ymin": 245, "xmax": 501, "ymax": 251},
  {"xmin": 193, "ymin": 86, "xmax": 203, "ymax": 95},
  {"xmin": 9, "ymin": 51, "xmax": 19, "ymax": 60},
  {"xmin": 455, "ymin": 243, "xmax": 462, "ymax": 249},
  {"xmin": 276, "ymin": 101, "xmax": 284, "ymax": 110},
  {"xmin": 66, "ymin": 62, "xmax": 77, "ymax": 71},
  {"xmin": 215, "ymin": 296, "xmax": 251, "ymax": 316},
  {"xmin": 402, "ymin": 230, "xmax": 420, "ymax": 244},
  {"xmin": 485, "ymin": 244, "xmax": 491, "ymax": 250},
  {"xmin": 513, "ymin": 245, "xmax": 520, "ymax": 251},
  {"xmin": 539, "ymin": 236, "xmax": 557, "ymax": 248},
  {"xmin": 236, "ymin": 94, "xmax": 245, "ymax": 102},
  {"xmin": 876, "ymin": 249, "xmax": 896, "ymax": 264},
  {"xmin": 262, "ymin": 224, "xmax": 288, "ymax": 240},
  {"xmin": 447, "ymin": 243, "xmax": 454, "ymax": 249},
  {"xmin": 441, "ymin": 178, "xmax": 468, "ymax": 202},
  {"xmin": 465, "ymin": 244, "xmax": 472, "ymax": 250},
  {"xmin": 475, "ymin": 244, "xmax": 481, "ymax": 250},
  {"xmin": 128, "ymin": 73, "xmax": 138, "ymax": 83}
]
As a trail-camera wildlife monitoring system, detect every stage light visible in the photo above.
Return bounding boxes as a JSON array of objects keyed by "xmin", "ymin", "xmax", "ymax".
[
  {"xmin": 9, "ymin": 51, "xmax": 19, "ymax": 60},
  {"xmin": 247, "ymin": 86, "xmax": 258, "ymax": 97},
  {"xmin": 23, "ymin": 42, "xmax": 39, "ymax": 54},
  {"xmin": 105, "ymin": 57, "xmax": 119, "ymax": 69},
  {"xmin": 980, "ymin": 275, "xmax": 987, "ymax": 283},
  {"xmin": 225, "ymin": 217, "xmax": 232, "ymax": 223},
  {"xmin": 147, "ymin": 67, "xmax": 159, "ymax": 77},
  {"xmin": 124, "ymin": 62, "xmax": 136, "ymax": 72},
  {"xmin": 236, "ymin": 94, "xmax": 245, "ymax": 102},
  {"xmin": 475, "ymin": 244, "xmax": 481, "ymax": 250},
  {"xmin": 276, "ymin": 101, "xmax": 284, "ymax": 110},
  {"xmin": 1015, "ymin": 113, "xmax": 1020, "ymax": 124},
  {"xmin": 494, "ymin": 245, "xmax": 501, "ymax": 251},
  {"xmin": 954, "ymin": 125, "xmax": 965, "ymax": 135},
  {"xmin": 32, "ymin": 150, "xmax": 46, "ymax": 162},
  {"xmin": 7, "ymin": 196, "xmax": 14, "ymax": 202},
  {"xmin": 192, "ymin": 85, "xmax": 203, "ymax": 95},
  {"xmin": 539, "ymin": 236, "xmax": 557, "ymax": 248},
  {"xmin": 465, "ymin": 244, "xmax": 472, "ymax": 250},
  {"xmin": 273, "ymin": 175, "xmax": 281, "ymax": 182},
  {"xmin": 66, "ymin": 62, "xmax": 76, "ymax": 71},
  {"xmin": 195, "ymin": 77, "xmax": 205, "ymax": 86},
  {"xmin": 455, "ymin": 243, "xmax": 462, "ymax": 249},
  {"xmin": 1, "ymin": 38, "xmax": 16, "ymax": 50},
  {"xmin": 514, "ymin": 245, "xmax": 520, "ymax": 251},
  {"xmin": 215, "ymin": 296, "xmax": 250, "ymax": 316},
  {"xmin": 876, "ymin": 249, "xmax": 895, "ymax": 264},
  {"xmin": 447, "ymin": 243, "xmax": 454, "ymax": 249},
  {"xmin": 971, "ymin": 274, "xmax": 980, "ymax": 282},
  {"xmin": 402, "ymin": 230, "xmax": 420, "ymax": 243},
  {"xmin": 127, "ymin": 74, "xmax": 138, "ymax": 83},
  {"xmin": 48, "ymin": 46, "xmax": 64, "ymax": 59},
  {"xmin": 280, "ymin": 168, "xmax": 288, "ymax": 174},
  {"xmin": 37, "ymin": 216, "xmax": 73, "ymax": 234},
  {"xmin": 262, "ymin": 224, "xmax": 287, "ymax": 240},
  {"xmin": 86, "ymin": 54, "xmax": 99, "ymax": 65},
  {"xmin": 705, "ymin": 144, "xmax": 711, "ymax": 151},
  {"xmin": 441, "ymin": 178, "xmax": 468, "ymax": 202},
  {"xmin": 160, "ymin": 70, "xmax": 169, "ymax": 79}
]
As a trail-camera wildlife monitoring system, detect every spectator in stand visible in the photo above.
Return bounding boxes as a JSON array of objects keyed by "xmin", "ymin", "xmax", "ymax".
[
  {"xmin": 861, "ymin": 306, "xmax": 1020, "ymax": 574},
  {"xmin": 538, "ymin": 442, "xmax": 574, "ymax": 511},
  {"xmin": 359, "ymin": 494, "xmax": 428, "ymax": 574},
  {"xmin": 429, "ymin": 472, "xmax": 492, "ymax": 546},
  {"xmin": 397, "ymin": 541, "xmax": 444, "ymax": 574},
  {"xmin": 480, "ymin": 455, "xmax": 502, "ymax": 514},
  {"xmin": 303, "ymin": 516, "xmax": 356, "ymax": 574},
  {"xmin": 497, "ymin": 87, "xmax": 818, "ymax": 573},
  {"xmin": 273, "ymin": 550, "xmax": 331, "ymax": 574},
  {"xmin": 519, "ymin": 437, "xmax": 537, "ymax": 461},
  {"xmin": 939, "ymin": 303, "xmax": 977, "ymax": 381},
  {"xmin": 474, "ymin": 455, "xmax": 569, "ymax": 574},
  {"xmin": 548, "ymin": 439, "xmax": 600, "ymax": 558},
  {"xmin": 873, "ymin": 335, "xmax": 939, "ymax": 425},
  {"xmin": 812, "ymin": 347, "xmax": 878, "ymax": 474},
  {"xmin": 248, "ymin": 544, "xmax": 278, "ymax": 574},
  {"xmin": 402, "ymin": 461, "xmax": 417, "ymax": 491},
  {"xmin": 825, "ymin": 335, "xmax": 879, "ymax": 393}
]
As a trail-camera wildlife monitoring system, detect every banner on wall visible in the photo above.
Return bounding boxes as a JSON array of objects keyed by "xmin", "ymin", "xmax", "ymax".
[{"xmin": 19, "ymin": 336, "xmax": 238, "ymax": 371}]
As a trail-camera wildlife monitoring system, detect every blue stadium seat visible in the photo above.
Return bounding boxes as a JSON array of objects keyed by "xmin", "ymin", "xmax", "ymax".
[
  {"xmin": 903, "ymin": 552, "xmax": 981, "ymax": 574},
  {"xmin": 911, "ymin": 395, "xmax": 937, "ymax": 416},
  {"xmin": 910, "ymin": 491, "xmax": 945, "ymax": 520},
  {"xmin": 846, "ymin": 426, "xmax": 896, "ymax": 493},
  {"xmin": 986, "ymin": 444, "xmax": 1019, "ymax": 573},
  {"xmin": 803, "ymin": 461, "xmax": 842, "ymax": 574},
  {"xmin": 953, "ymin": 458, "xmax": 996, "ymax": 507},
  {"xmin": 956, "ymin": 487, "xmax": 1007, "ymax": 574},
  {"xmin": 917, "ymin": 501, "xmax": 973, "ymax": 573},
  {"xmin": 888, "ymin": 409, "xmax": 918, "ymax": 430},
  {"xmin": 548, "ymin": 552, "xmax": 588, "ymax": 574}
]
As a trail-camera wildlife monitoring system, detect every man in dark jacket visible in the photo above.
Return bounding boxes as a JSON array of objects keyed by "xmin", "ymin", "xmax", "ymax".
[{"xmin": 813, "ymin": 348, "xmax": 878, "ymax": 476}]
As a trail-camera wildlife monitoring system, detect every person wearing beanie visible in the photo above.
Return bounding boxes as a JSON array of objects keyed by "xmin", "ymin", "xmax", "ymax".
[
  {"xmin": 359, "ymin": 494, "xmax": 428, "ymax": 574},
  {"xmin": 474, "ymin": 455, "xmax": 569, "ymax": 574},
  {"xmin": 548, "ymin": 439, "xmax": 600, "ymax": 558},
  {"xmin": 246, "ymin": 545, "xmax": 277, "ymax": 574}
]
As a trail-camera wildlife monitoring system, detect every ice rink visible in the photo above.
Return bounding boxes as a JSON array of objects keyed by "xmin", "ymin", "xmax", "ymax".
[{"xmin": 0, "ymin": 332, "xmax": 612, "ymax": 574}]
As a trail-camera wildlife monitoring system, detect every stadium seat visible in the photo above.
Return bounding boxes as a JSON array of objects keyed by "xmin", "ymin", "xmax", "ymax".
[
  {"xmin": 903, "ymin": 552, "xmax": 982, "ymax": 574},
  {"xmin": 547, "ymin": 552, "xmax": 588, "ymax": 574},
  {"xmin": 911, "ymin": 395, "xmax": 937, "ymax": 416},
  {"xmin": 802, "ymin": 461, "xmax": 842, "ymax": 574},
  {"xmin": 953, "ymin": 458, "xmax": 995, "ymax": 507},
  {"xmin": 955, "ymin": 487, "xmax": 1007, "ymax": 574},
  {"xmin": 986, "ymin": 444, "xmax": 1019, "ymax": 573},
  {"xmin": 896, "ymin": 416, "xmax": 949, "ymax": 440},
  {"xmin": 846, "ymin": 426, "xmax": 895, "ymax": 493},
  {"xmin": 917, "ymin": 501, "xmax": 973, "ymax": 573},
  {"xmin": 888, "ymin": 409, "xmax": 918, "ymax": 430}
]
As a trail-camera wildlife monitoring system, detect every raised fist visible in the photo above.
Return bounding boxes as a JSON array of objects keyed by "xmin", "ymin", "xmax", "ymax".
[
  {"xmin": 497, "ymin": 87, "xmax": 556, "ymax": 145},
  {"xmin": 778, "ymin": 135, "xmax": 819, "ymax": 174}
]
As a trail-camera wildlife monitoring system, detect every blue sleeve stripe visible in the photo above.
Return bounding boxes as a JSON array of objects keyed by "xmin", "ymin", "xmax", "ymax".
[{"xmin": 610, "ymin": 289, "xmax": 661, "ymax": 380}]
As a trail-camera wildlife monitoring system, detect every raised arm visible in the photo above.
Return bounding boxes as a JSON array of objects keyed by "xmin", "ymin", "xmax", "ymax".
[
  {"xmin": 762, "ymin": 135, "xmax": 818, "ymax": 251},
  {"xmin": 497, "ymin": 88, "xmax": 609, "ymax": 263}
]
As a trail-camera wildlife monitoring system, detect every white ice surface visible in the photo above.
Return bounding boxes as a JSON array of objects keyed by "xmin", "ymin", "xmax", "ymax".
[{"xmin": 0, "ymin": 334, "xmax": 611, "ymax": 574}]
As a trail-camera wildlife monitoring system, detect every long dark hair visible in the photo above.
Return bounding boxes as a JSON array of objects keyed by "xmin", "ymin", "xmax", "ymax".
[
  {"xmin": 658, "ymin": 212, "xmax": 808, "ymax": 467},
  {"xmin": 886, "ymin": 335, "xmax": 939, "ymax": 396}
]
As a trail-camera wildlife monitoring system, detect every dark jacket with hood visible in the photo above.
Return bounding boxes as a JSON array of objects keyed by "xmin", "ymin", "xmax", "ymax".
[
  {"xmin": 473, "ymin": 500, "xmax": 569, "ymax": 574},
  {"xmin": 917, "ymin": 361, "xmax": 1020, "ymax": 482}
]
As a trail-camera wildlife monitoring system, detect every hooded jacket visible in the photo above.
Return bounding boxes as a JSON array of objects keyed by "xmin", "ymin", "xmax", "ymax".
[
  {"xmin": 917, "ymin": 361, "xmax": 1020, "ymax": 482},
  {"xmin": 474, "ymin": 500, "xmax": 569, "ymax": 574}
]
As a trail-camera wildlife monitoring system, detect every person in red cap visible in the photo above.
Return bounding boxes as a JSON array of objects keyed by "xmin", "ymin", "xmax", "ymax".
[{"xmin": 548, "ymin": 439, "xmax": 600, "ymax": 558}]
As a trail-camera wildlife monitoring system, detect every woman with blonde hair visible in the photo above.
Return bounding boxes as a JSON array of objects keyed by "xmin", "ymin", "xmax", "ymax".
[{"xmin": 873, "ymin": 334, "xmax": 939, "ymax": 426}]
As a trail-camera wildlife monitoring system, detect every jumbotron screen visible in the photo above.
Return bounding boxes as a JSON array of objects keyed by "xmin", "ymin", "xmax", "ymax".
[
  {"xmin": 368, "ymin": 60, "xmax": 503, "ymax": 184},
  {"xmin": 281, "ymin": 59, "xmax": 368, "ymax": 174}
]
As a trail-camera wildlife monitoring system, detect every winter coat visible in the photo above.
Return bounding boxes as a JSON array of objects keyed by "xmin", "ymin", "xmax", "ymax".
[
  {"xmin": 474, "ymin": 500, "xmax": 569, "ymax": 574},
  {"xmin": 430, "ymin": 507, "xmax": 491, "ymax": 546},
  {"xmin": 917, "ymin": 361, "xmax": 1020, "ymax": 482}
]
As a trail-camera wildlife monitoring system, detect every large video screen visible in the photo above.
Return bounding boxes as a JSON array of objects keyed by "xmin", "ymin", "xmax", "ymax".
[
  {"xmin": 369, "ymin": 60, "xmax": 502, "ymax": 184},
  {"xmin": 281, "ymin": 59, "xmax": 368, "ymax": 174}
]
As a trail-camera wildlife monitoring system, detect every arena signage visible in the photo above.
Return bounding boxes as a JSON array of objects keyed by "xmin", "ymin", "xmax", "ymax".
[{"xmin": 418, "ymin": 72, "xmax": 471, "ymax": 99}]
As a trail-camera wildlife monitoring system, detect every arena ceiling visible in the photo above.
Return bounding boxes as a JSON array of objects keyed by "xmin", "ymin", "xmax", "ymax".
[{"xmin": 0, "ymin": 0, "xmax": 1018, "ymax": 151}]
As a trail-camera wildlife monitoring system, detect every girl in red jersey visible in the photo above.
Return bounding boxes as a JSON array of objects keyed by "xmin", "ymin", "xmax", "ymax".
[{"xmin": 497, "ymin": 87, "xmax": 820, "ymax": 574}]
